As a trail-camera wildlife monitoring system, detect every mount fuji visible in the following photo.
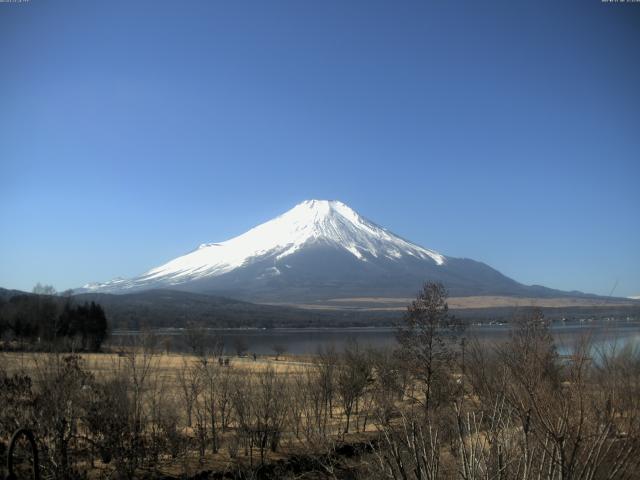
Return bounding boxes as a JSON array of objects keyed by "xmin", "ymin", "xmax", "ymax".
[{"xmin": 80, "ymin": 200, "xmax": 582, "ymax": 302}]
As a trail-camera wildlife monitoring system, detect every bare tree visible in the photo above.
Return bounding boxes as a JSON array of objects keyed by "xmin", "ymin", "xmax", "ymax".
[
  {"xmin": 176, "ymin": 357, "xmax": 201, "ymax": 428},
  {"xmin": 253, "ymin": 367, "xmax": 289, "ymax": 459},
  {"xmin": 32, "ymin": 283, "xmax": 57, "ymax": 295},
  {"xmin": 316, "ymin": 345, "xmax": 338, "ymax": 424},
  {"xmin": 197, "ymin": 352, "xmax": 224, "ymax": 453},
  {"xmin": 370, "ymin": 347, "xmax": 407, "ymax": 423},
  {"xmin": 32, "ymin": 354, "xmax": 93, "ymax": 479},
  {"xmin": 336, "ymin": 339, "xmax": 371, "ymax": 434},
  {"xmin": 294, "ymin": 364, "xmax": 332, "ymax": 445},
  {"xmin": 373, "ymin": 407, "xmax": 442, "ymax": 480},
  {"xmin": 272, "ymin": 344, "xmax": 287, "ymax": 361},
  {"xmin": 231, "ymin": 368, "xmax": 289, "ymax": 466},
  {"xmin": 459, "ymin": 311, "xmax": 640, "ymax": 480},
  {"xmin": 233, "ymin": 336, "xmax": 249, "ymax": 357},
  {"xmin": 397, "ymin": 282, "xmax": 461, "ymax": 415},
  {"xmin": 184, "ymin": 322, "xmax": 207, "ymax": 356}
]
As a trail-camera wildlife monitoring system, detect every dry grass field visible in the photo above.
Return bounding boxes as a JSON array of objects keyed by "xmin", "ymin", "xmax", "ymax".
[
  {"xmin": 0, "ymin": 351, "xmax": 312, "ymax": 378},
  {"xmin": 287, "ymin": 295, "xmax": 640, "ymax": 310},
  {"xmin": 1, "ymin": 348, "xmax": 373, "ymax": 479},
  {"xmin": 1, "ymin": 300, "xmax": 639, "ymax": 479}
]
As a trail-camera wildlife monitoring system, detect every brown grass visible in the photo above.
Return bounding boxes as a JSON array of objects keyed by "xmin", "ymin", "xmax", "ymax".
[
  {"xmin": 0, "ymin": 351, "xmax": 313, "ymax": 380},
  {"xmin": 276, "ymin": 295, "xmax": 640, "ymax": 310}
]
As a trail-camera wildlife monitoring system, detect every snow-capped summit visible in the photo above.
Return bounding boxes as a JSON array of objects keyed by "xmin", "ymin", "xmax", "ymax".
[
  {"xmin": 179, "ymin": 199, "xmax": 445, "ymax": 267},
  {"xmin": 84, "ymin": 200, "xmax": 446, "ymax": 292},
  {"xmin": 81, "ymin": 200, "xmax": 555, "ymax": 301}
]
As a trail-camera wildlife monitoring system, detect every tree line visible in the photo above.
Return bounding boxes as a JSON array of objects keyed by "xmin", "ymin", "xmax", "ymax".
[{"xmin": 0, "ymin": 284, "xmax": 108, "ymax": 351}]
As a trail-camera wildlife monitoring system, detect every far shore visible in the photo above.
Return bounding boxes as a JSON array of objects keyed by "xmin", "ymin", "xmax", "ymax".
[{"xmin": 266, "ymin": 295, "xmax": 640, "ymax": 310}]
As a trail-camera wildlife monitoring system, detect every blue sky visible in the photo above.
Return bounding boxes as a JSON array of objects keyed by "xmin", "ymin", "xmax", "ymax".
[{"xmin": 1, "ymin": 0, "xmax": 638, "ymax": 297}]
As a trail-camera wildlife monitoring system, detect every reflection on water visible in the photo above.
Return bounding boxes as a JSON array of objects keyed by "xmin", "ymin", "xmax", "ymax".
[{"xmin": 112, "ymin": 321, "xmax": 640, "ymax": 357}]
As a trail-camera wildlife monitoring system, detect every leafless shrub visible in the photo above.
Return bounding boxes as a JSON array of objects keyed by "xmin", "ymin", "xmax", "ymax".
[
  {"xmin": 373, "ymin": 407, "xmax": 443, "ymax": 480},
  {"xmin": 177, "ymin": 357, "xmax": 201, "ymax": 428},
  {"xmin": 32, "ymin": 354, "xmax": 94, "ymax": 479},
  {"xmin": 459, "ymin": 311, "xmax": 640, "ymax": 480},
  {"xmin": 336, "ymin": 339, "xmax": 371, "ymax": 434},
  {"xmin": 272, "ymin": 344, "xmax": 287, "ymax": 361}
]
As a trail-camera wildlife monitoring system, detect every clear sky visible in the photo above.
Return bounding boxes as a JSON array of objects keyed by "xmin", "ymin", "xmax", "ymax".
[{"xmin": 1, "ymin": 0, "xmax": 639, "ymax": 297}]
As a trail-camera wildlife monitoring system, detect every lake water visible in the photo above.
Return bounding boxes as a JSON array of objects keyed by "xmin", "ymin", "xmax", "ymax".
[{"xmin": 112, "ymin": 320, "xmax": 640, "ymax": 357}]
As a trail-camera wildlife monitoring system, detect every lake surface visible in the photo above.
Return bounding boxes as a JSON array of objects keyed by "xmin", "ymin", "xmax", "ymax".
[{"xmin": 112, "ymin": 320, "xmax": 640, "ymax": 357}]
